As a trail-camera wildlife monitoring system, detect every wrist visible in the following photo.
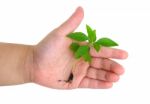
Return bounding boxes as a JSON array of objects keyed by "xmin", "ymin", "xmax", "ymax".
[{"xmin": 24, "ymin": 45, "xmax": 34, "ymax": 83}]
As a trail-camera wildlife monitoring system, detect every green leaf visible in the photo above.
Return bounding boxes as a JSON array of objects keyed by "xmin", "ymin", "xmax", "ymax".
[
  {"xmin": 93, "ymin": 42, "xmax": 101, "ymax": 52},
  {"xmin": 83, "ymin": 51, "xmax": 91, "ymax": 62},
  {"xmin": 86, "ymin": 25, "xmax": 96, "ymax": 43},
  {"xmin": 67, "ymin": 32, "xmax": 88, "ymax": 41},
  {"xmin": 93, "ymin": 30, "xmax": 96, "ymax": 42},
  {"xmin": 96, "ymin": 37, "xmax": 118, "ymax": 47},
  {"xmin": 75, "ymin": 45, "xmax": 89, "ymax": 59},
  {"xmin": 70, "ymin": 42, "xmax": 80, "ymax": 52}
]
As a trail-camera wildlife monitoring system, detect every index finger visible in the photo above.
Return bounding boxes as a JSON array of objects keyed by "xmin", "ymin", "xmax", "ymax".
[{"xmin": 90, "ymin": 47, "xmax": 128, "ymax": 59}]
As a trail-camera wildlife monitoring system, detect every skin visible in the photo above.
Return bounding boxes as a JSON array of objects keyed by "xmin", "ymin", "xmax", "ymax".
[{"xmin": 0, "ymin": 7, "xmax": 128, "ymax": 89}]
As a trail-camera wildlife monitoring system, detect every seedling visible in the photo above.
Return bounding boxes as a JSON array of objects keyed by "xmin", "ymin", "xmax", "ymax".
[{"xmin": 67, "ymin": 25, "xmax": 118, "ymax": 62}]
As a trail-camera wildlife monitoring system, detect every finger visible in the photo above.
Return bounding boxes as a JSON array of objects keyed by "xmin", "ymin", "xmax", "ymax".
[
  {"xmin": 56, "ymin": 7, "xmax": 84, "ymax": 36},
  {"xmin": 90, "ymin": 47, "xmax": 128, "ymax": 59},
  {"xmin": 90, "ymin": 58, "xmax": 125, "ymax": 75},
  {"xmin": 79, "ymin": 77, "xmax": 113, "ymax": 89},
  {"xmin": 86, "ymin": 67, "xmax": 119, "ymax": 82}
]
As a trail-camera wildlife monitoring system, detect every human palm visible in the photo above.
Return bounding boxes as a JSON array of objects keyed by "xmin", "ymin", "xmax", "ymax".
[{"xmin": 31, "ymin": 7, "xmax": 128, "ymax": 89}]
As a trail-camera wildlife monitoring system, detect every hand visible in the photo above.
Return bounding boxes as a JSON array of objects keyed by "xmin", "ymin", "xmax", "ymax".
[{"xmin": 31, "ymin": 7, "xmax": 128, "ymax": 89}]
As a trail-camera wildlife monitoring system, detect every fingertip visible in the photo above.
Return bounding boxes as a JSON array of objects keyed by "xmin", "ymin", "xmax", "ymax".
[
  {"xmin": 76, "ymin": 6, "xmax": 84, "ymax": 13},
  {"xmin": 75, "ymin": 6, "xmax": 84, "ymax": 20},
  {"xmin": 114, "ymin": 65, "xmax": 125, "ymax": 75},
  {"xmin": 123, "ymin": 51, "xmax": 128, "ymax": 59},
  {"xmin": 104, "ymin": 82, "xmax": 113, "ymax": 89},
  {"xmin": 119, "ymin": 68, "xmax": 125, "ymax": 75},
  {"xmin": 106, "ymin": 73, "xmax": 120, "ymax": 82},
  {"xmin": 114, "ymin": 76, "xmax": 120, "ymax": 82},
  {"xmin": 120, "ymin": 50, "xmax": 128, "ymax": 59}
]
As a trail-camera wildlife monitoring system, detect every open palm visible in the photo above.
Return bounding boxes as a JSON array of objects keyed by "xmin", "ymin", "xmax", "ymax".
[{"xmin": 31, "ymin": 7, "xmax": 128, "ymax": 89}]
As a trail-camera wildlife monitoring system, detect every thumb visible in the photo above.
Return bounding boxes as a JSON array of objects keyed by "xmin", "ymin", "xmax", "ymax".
[{"xmin": 56, "ymin": 7, "xmax": 84, "ymax": 36}]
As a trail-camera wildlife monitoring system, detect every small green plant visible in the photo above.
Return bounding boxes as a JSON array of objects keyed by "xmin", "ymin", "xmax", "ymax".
[{"xmin": 67, "ymin": 25, "xmax": 118, "ymax": 62}]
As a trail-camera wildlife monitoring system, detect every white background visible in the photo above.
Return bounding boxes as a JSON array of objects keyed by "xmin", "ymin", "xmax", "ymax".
[{"xmin": 0, "ymin": 0, "xmax": 150, "ymax": 104}]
